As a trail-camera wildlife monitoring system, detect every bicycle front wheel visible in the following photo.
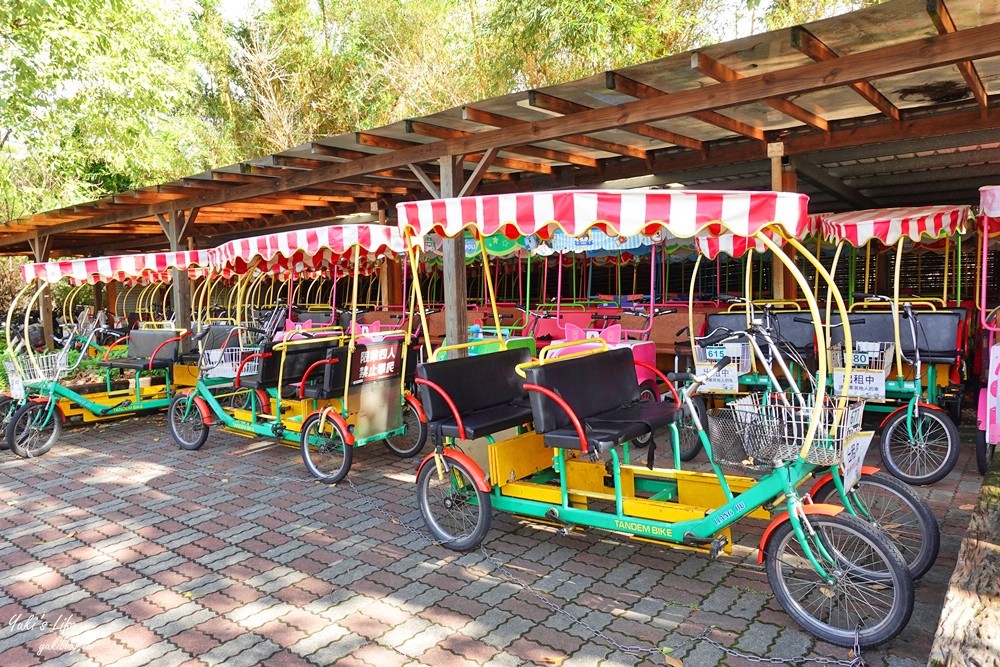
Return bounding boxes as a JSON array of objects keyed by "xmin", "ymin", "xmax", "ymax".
[
  {"xmin": 8, "ymin": 401, "xmax": 61, "ymax": 458},
  {"xmin": 765, "ymin": 512, "xmax": 914, "ymax": 648},
  {"xmin": 880, "ymin": 408, "xmax": 959, "ymax": 485},
  {"xmin": 416, "ymin": 456, "xmax": 491, "ymax": 551}
]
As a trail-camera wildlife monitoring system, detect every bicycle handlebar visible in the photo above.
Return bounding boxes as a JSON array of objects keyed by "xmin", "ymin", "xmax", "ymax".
[{"xmin": 852, "ymin": 292, "xmax": 889, "ymax": 302}]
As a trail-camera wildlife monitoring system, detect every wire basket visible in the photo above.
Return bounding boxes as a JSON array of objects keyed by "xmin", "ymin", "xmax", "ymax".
[
  {"xmin": 770, "ymin": 395, "xmax": 866, "ymax": 467},
  {"xmin": 3, "ymin": 353, "xmax": 68, "ymax": 399},
  {"xmin": 829, "ymin": 341, "xmax": 893, "ymax": 400},
  {"xmin": 830, "ymin": 341, "xmax": 894, "ymax": 376},
  {"xmin": 203, "ymin": 347, "xmax": 260, "ymax": 379},
  {"xmin": 705, "ymin": 394, "xmax": 783, "ymax": 474}
]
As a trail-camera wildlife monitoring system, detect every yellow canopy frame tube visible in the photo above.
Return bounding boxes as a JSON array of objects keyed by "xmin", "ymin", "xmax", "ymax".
[
  {"xmin": 758, "ymin": 234, "xmax": 831, "ymax": 460},
  {"xmin": 892, "ymin": 237, "xmax": 904, "ymax": 378},
  {"xmin": 5, "ymin": 282, "xmax": 38, "ymax": 374},
  {"xmin": 687, "ymin": 254, "xmax": 702, "ymax": 354},
  {"xmin": 477, "ymin": 230, "xmax": 504, "ymax": 341}
]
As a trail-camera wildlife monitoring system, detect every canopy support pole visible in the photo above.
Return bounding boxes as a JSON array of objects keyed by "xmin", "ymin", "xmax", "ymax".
[{"xmin": 28, "ymin": 234, "xmax": 53, "ymax": 350}]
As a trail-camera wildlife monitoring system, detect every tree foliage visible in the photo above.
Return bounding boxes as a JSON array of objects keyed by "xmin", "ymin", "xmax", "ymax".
[{"xmin": 0, "ymin": 0, "xmax": 882, "ymax": 229}]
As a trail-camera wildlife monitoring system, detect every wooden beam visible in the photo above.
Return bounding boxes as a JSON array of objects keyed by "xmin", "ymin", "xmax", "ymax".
[
  {"xmin": 926, "ymin": 0, "xmax": 988, "ymax": 108},
  {"xmin": 2, "ymin": 23, "xmax": 998, "ymax": 248},
  {"xmin": 790, "ymin": 27, "xmax": 901, "ymax": 122},
  {"xmin": 357, "ymin": 132, "xmax": 553, "ymax": 175},
  {"xmin": 462, "ymin": 105, "xmax": 649, "ymax": 160},
  {"xmin": 407, "ymin": 163, "xmax": 440, "ymax": 199},
  {"xmin": 788, "ymin": 155, "xmax": 878, "ymax": 209},
  {"xmin": 480, "ymin": 105, "xmax": 1000, "ymax": 196},
  {"xmin": 528, "ymin": 90, "xmax": 703, "ymax": 151},
  {"xmin": 691, "ymin": 51, "xmax": 830, "ymax": 131},
  {"xmin": 606, "ymin": 71, "xmax": 765, "ymax": 141},
  {"xmin": 459, "ymin": 147, "xmax": 500, "ymax": 197},
  {"xmin": 406, "ymin": 119, "xmax": 598, "ymax": 168}
]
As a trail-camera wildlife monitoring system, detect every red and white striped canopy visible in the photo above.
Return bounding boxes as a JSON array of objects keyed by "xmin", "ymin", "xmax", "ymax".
[
  {"xmin": 22, "ymin": 249, "xmax": 211, "ymax": 285},
  {"xmin": 396, "ymin": 190, "xmax": 810, "ymax": 245},
  {"xmin": 693, "ymin": 233, "xmax": 776, "ymax": 260},
  {"xmin": 208, "ymin": 224, "xmax": 404, "ymax": 274},
  {"xmin": 821, "ymin": 205, "xmax": 971, "ymax": 247}
]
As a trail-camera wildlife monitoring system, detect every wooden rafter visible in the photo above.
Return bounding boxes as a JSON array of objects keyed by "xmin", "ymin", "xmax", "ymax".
[
  {"xmin": 407, "ymin": 163, "xmax": 440, "ymax": 199},
  {"xmin": 462, "ymin": 105, "xmax": 649, "ymax": 160},
  {"xmin": 460, "ymin": 147, "xmax": 500, "ymax": 197},
  {"xmin": 528, "ymin": 90, "xmax": 703, "ymax": 151},
  {"xmin": 926, "ymin": 0, "xmax": 988, "ymax": 108},
  {"xmin": 405, "ymin": 119, "xmax": 598, "ymax": 168},
  {"xmin": 788, "ymin": 155, "xmax": 877, "ymax": 208},
  {"xmin": 357, "ymin": 132, "xmax": 554, "ymax": 175},
  {"xmin": 791, "ymin": 27, "xmax": 900, "ymax": 121},
  {"xmin": 606, "ymin": 71, "xmax": 765, "ymax": 141},
  {"xmin": 691, "ymin": 51, "xmax": 830, "ymax": 131}
]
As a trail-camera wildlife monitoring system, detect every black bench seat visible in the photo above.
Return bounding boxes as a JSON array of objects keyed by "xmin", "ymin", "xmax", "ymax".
[
  {"xmin": 237, "ymin": 338, "xmax": 341, "ymax": 392},
  {"xmin": 100, "ymin": 329, "xmax": 186, "ymax": 371},
  {"xmin": 523, "ymin": 348, "xmax": 683, "ymax": 453},
  {"xmin": 416, "ymin": 348, "xmax": 533, "ymax": 442}
]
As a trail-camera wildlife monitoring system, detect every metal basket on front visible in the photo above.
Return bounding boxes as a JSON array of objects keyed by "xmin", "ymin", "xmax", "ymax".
[
  {"xmin": 3, "ymin": 353, "xmax": 69, "ymax": 400},
  {"xmin": 705, "ymin": 394, "xmax": 783, "ymax": 474},
  {"xmin": 202, "ymin": 347, "xmax": 261, "ymax": 379},
  {"xmin": 770, "ymin": 395, "xmax": 866, "ymax": 467},
  {"xmin": 828, "ymin": 341, "xmax": 893, "ymax": 400}
]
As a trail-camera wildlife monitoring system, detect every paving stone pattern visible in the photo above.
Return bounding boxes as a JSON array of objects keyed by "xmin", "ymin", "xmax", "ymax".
[{"xmin": 0, "ymin": 412, "xmax": 980, "ymax": 666}]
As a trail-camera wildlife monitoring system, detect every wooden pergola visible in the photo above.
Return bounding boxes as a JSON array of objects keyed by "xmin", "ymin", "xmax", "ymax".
[{"xmin": 3, "ymin": 0, "xmax": 999, "ymax": 346}]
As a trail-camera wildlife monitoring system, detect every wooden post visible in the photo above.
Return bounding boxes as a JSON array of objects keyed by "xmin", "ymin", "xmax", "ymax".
[
  {"xmin": 440, "ymin": 155, "xmax": 468, "ymax": 351},
  {"xmin": 28, "ymin": 235, "xmax": 54, "ymax": 350},
  {"xmin": 158, "ymin": 210, "xmax": 193, "ymax": 344},
  {"xmin": 768, "ymin": 142, "xmax": 799, "ymax": 302},
  {"xmin": 378, "ymin": 208, "xmax": 404, "ymax": 307},
  {"xmin": 769, "ymin": 143, "xmax": 786, "ymax": 300}
]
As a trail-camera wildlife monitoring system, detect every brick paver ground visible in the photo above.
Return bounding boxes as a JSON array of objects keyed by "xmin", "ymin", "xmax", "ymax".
[{"xmin": 0, "ymin": 410, "xmax": 981, "ymax": 666}]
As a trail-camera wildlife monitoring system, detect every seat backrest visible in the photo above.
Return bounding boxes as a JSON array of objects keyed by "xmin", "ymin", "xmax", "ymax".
[
  {"xmin": 913, "ymin": 310, "xmax": 963, "ymax": 358},
  {"xmin": 648, "ymin": 311, "xmax": 701, "ymax": 347},
  {"xmin": 279, "ymin": 339, "xmax": 342, "ymax": 384},
  {"xmin": 247, "ymin": 342, "xmax": 281, "ymax": 386},
  {"xmin": 830, "ymin": 311, "xmax": 898, "ymax": 349},
  {"xmin": 127, "ymin": 329, "xmax": 184, "ymax": 360},
  {"xmin": 416, "ymin": 347, "xmax": 531, "ymax": 423},
  {"xmin": 199, "ymin": 326, "xmax": 238, "ymax": 352},
  {"xmin": 773, "ymin": 312, "xmax": 817, "ymax": 352},
  {"xmin": 706, "ymin": 312, "xmax": 751, "ymax": 336},
  {"xmin": 524, "ymin": 348, "xmax": 638, "ymax": 433}
]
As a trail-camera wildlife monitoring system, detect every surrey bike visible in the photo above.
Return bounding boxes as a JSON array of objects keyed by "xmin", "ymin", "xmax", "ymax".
[
  {"xmin": 399, "ymin": 189, "xmax": 915, "ymax": 648},
  {"xmin": 821, "ymin": 207, "xmax": 969, "ymax": 484},
  {"xmin": 167, "ymin": 223, "xmax": 427, "ymax": 482},
  {"xmin": 3, "ymin": 251, "xmax": 208, "ymax": 457},
  {"xmin": 691, "ymin": 293, "xmax": 939, "ymax": 579}
]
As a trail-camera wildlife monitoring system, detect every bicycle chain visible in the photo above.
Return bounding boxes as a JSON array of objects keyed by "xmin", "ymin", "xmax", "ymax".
[{"xmin": 7, "ymin": 448, "xmax": 864, "ymax": 666}]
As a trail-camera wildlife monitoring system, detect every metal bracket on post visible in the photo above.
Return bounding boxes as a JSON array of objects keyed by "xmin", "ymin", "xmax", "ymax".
[{"xmin": 157, "ymin": 210, "xmax": 196, "ymax": 344}]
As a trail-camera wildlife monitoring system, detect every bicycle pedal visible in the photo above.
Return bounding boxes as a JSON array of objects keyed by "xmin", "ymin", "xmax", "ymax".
[{"xmin": 709, "ymin": 535, "xmax": 729, "ymax": 559}]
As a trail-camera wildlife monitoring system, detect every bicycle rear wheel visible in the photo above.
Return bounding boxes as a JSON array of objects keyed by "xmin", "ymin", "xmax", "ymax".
[{"xmin": 810, "ymin": 471, "xmax": 939, "ymax": 579}]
